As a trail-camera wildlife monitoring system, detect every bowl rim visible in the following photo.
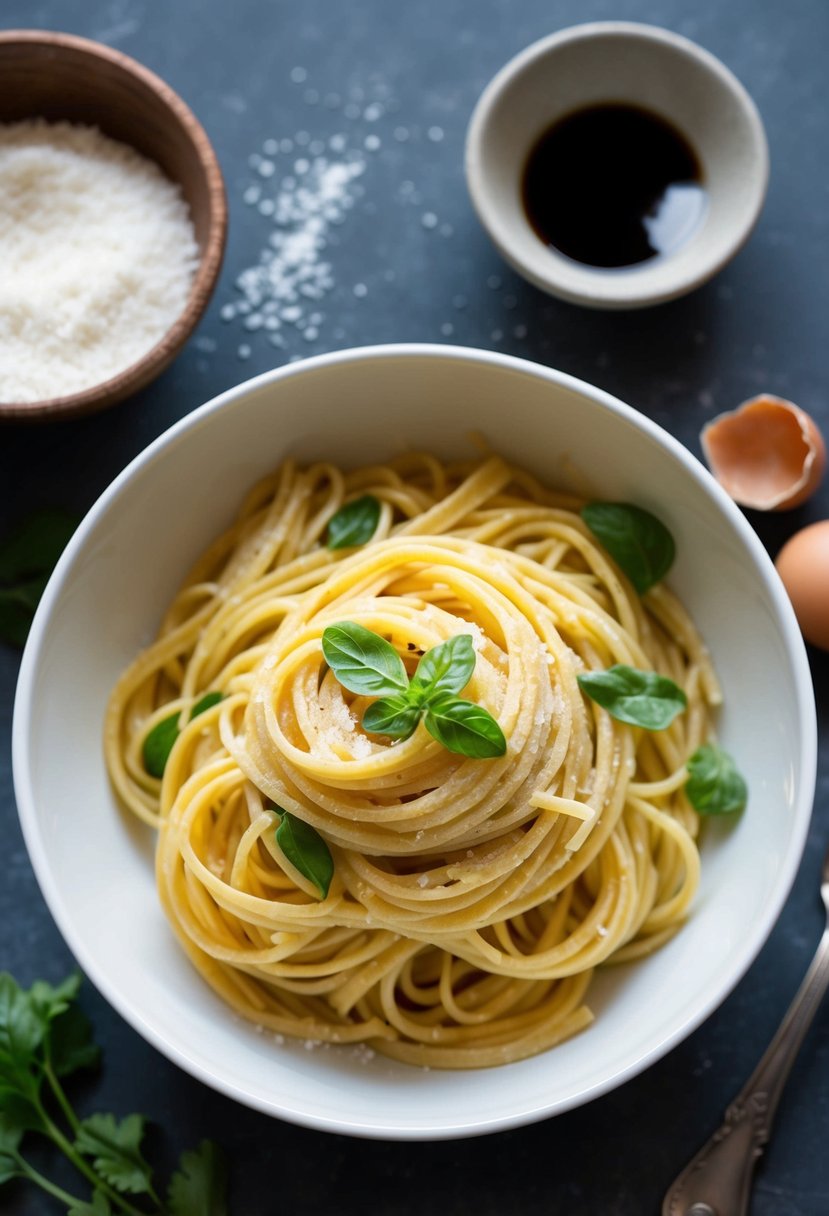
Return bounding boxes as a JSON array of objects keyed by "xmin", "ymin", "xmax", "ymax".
[
  {"xmin": 465, "ymin": 21, "xmax": 770, "ymax": 310},
  {"xmin": 0, "ymin": 29, "xmax": 227, "ymax": 422},
  {"xmin": 12, "ymin": 343, "xmax": 817, "ymax": 1138}
]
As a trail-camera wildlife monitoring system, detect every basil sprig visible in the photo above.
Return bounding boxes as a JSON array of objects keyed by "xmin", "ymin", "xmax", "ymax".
[
  {"xmin": 142, "ymin": 692, "xmax": 225, "ymax": 779},
  {"xmin": 577, "ymin": 664, "xmax": 687, "ymax": 730},
  {"xmin": 321, "ymin": 623, "xmax": 507, "ymax": 759},
  {"xmin": 581, "ymin": 502, "xmax": 675, "ymax": 595},
  {"xmin": 273, "ymin": 808, "xmax": 334, "ymax": 898},
  {"xmin": 686, "ymin": 744, "xmax": 747, "ymax": 815},
  {"xmin": 326, "ymin": 495, "xmax": 381, "ymax": 550}
]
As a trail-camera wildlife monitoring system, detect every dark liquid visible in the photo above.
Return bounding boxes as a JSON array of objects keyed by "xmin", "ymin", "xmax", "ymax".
[{"xmin": 522, "ymin": 103, "xmax": 706, "ymax": 268}]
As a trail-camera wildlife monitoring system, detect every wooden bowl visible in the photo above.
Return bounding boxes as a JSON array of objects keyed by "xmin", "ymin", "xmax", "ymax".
[{"xmin": 0, "ymin": 30, "xmax": 227, "ymax": 421}]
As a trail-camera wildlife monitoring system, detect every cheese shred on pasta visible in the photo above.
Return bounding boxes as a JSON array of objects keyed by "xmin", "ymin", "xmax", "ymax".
[{"xmin": 105, "ymin": 454, "xmax": 720, "ymax": 1068}]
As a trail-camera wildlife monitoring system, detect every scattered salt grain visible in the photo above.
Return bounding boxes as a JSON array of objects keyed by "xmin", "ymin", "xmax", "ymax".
[
  {"xmin": 222, "ymin": 149, "xmax": 365, "ymax": 344},
  {"xmin": 421, "ymin": 211, "xmax": 438, "ymax": 229},
  {"xmin": 427, "ymin": 126, "xmax": 445, "ymax": 142}
]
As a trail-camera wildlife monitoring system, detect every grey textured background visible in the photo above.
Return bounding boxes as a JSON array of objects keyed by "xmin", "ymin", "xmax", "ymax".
[{"xmin": 2, "ymin": 1, "xmax": 828, "ymax": 1213}]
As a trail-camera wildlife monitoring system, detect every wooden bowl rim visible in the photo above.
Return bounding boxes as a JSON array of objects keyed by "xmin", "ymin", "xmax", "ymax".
[{"xmin": 0, "ymin": 29, "xmax": 228, "ymax": 422}]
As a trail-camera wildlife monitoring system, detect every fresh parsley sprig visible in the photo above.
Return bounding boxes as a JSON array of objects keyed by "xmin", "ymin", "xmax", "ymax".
[
  {"xmin": 0, "ymin": 971, "xmax": 227, "ymax": 1215},
  {"xmin": 321, "ymin": 623, "xmax": 507, "ymax": 759}
]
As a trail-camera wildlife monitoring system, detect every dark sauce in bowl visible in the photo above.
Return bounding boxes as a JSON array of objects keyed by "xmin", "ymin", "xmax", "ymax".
[{"xmin": 522, "ymin": 103, "xmax": 706, "ymax": 268}]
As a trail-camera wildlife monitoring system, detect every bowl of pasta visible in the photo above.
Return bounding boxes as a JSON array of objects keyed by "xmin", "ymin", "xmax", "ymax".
[{"xmin": 13, "ymin": 344, "xmax": 815, "ymax": 1137}]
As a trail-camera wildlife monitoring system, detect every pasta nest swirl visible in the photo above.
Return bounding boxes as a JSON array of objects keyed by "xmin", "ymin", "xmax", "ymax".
[{"xmin": 229, "ymin": 535, "xmax": 626, "ymax": 934}]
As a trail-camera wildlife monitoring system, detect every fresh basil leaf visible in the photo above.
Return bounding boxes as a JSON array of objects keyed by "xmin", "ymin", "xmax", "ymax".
[
  {"xmin": 423, "ymin": 695, "xmax": 507, "ymax": 758},
  {"xmin": 581, "ymin": 502, "xmax": 675, "ymax": 595},
  {"xmin": 326, "ymin": 495, "xmax": 381, "ymax": 550},
  {"xmin": 142, "ymin": 694, "xmax": 224, "ymax": 779},
  {"xmin": 577, "ymin": 665, "xmax": 687, "ymax": 730},
  {"xmin": 362, "ymin": 695, "xmax": 421, "ymax": 739},
  {"xmin": 686, "ymin": 744, "xmax": 748, "ymax": 815},
  {"xmin": 410, "ymin": 634, "xmax": 476, "ymax": 703},
  {"xmin": 167, "ymin": 1140, "xmax": 228, "ymax": 1216},
  {"xmin": 0, "ymin": 509, "xmax": 79, "ymax": 647},
  {"xmin": 142, "ymin": 713, "xmax": 180, "ymax": 779},
  {"xmin": 0, "ymin": 508, "xmax": 78, "ymax": 584},
  {"xmin": 74, "ymin": 1112, "xmax": 153, "ymax": 1196},
  {"xmin": 275, "ymin": 811, "xmax": 334, "ymax": 899},
  {"xmin": 191, "ymin": 691, "xmax": 224, "ymax": 719},
  {"xmin": 322, "ymin": 622, "xmax": 409, "ymax": 696}
]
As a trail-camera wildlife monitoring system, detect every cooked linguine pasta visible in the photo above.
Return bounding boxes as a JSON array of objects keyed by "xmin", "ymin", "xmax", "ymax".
[{"xmin": 105, "ymin": 453, "xmax": 720, "ymax": 1068}]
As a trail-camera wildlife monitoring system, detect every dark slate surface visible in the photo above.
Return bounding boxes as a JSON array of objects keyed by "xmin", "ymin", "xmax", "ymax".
[{"xmin": 2, "ymin": 1, "xmax": 828, "ymax": 1213}]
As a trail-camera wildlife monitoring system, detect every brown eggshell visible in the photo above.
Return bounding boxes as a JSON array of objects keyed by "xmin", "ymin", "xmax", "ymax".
[
  {"xmin": 701, "ymin": 394, "xmax": 826, "ymax": 511},
  {"xmin": 775, "ymin": 520, "xmax": 829, "ymax": 650}
]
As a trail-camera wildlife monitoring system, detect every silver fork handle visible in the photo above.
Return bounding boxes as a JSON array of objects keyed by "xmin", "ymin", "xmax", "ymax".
[{"xmin": 663, "ymin": 925, "xmax": 829, "ymax": 1216}]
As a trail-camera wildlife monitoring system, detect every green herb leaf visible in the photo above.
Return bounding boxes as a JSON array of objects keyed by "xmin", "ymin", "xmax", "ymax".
[
  {"xmin": 191, "ymin": 691, "xmax": 224, "ymax": 718},
  {"xmin": 167, "ymin": 1140, "xmax": 228, "ymax": 1216},
  {"xmin": 49, "ymin": 1004, "xmax": 101, "ymax": 1078},
  {"xmin": 581, "ymin": 502, "xmax": 675, "ymax": 595},
  {"xmin": 362, "ymin": 695, "xmax": 421, "ymax": 739},
  {"xmin": 142, "ymin": 693, "xmax": 224, "ymax": 779},
  {"xmin": 686, "ymin": 744, "xmax": 748, "ymax": 815},
  {"xmin": 275, "ymin": 811, "xmax": 334, "ymax": 899},
  {"xmin": 0, "ymin": 973, "xmax": 48, "ymax": 1068},
  {"xmin": 577, "ymin": 665, "xmax": 687, "ymax": 730},
  {"xmin": 74, "ymin": 1113, "xmax": 153, "ymax": 1196},
  {"xmin": 0, "ymin": 1093, "xmax": 46, "ymax": 1136},
  {"xmin": 409, "ymin": 634, "xmax": 476, "ymax": 703},
  {"xmin": 326, "ymin": 495, "xmax": 381, "ymax": 550},
  {"xmin": 0, "ymin": 1113, "xmax": 23, "ymax": 1185},
  {"xmin": 142, "ymin": 713, "xmax": 180, "ymax": 780},
  {"xmin": 67, "ymin": 1191, "xmax": 112, "ymax": 1216},
  {"xmin": 423, "ymin": 695, "xmax": 507, "ymax": 758},
  {"xmin": 322, "ymin": 622, "xmax": 409, "ymax": 696},
  {"xmin": 0, "ymin": 509, "xmax": 79, "ymax": 647}
]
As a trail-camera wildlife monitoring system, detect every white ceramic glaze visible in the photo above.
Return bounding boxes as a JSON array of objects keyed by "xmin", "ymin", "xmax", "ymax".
[
  {"xmin": 466, "ymin": 23, "xmax": 769, "ymax": 309},
  {"xmin": 13, "ymin": 345, "xmax": 814, "ymax": 1138}
]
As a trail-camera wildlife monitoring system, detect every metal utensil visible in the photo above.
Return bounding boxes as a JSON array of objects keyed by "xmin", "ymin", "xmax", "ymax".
[{"xmin": 663, "ymin": 841, "xmax": 829, "ymax": 1216}]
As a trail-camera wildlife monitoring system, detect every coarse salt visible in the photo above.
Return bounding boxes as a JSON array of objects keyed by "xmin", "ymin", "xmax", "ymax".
[{"xmin": 0, "ymin": 120, "xmax": 198, "ymax": 402}]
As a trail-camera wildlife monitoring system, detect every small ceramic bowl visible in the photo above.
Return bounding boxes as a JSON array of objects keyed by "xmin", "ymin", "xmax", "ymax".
[
  {"xmin": 0, "ymin": 30, "xmax": 227, "ymax": 421},
  {"xmin": 466, "ymin": 22, "xmax": 769, "ymax": 310}
]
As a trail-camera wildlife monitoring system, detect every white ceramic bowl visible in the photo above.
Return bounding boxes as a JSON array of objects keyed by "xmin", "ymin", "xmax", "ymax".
[
  {"xmin": 13, "ymin": 345, "xmax": 814, "ymax": 1139},
  {"xmin": 466, "ymin": 23, "xmax": 769, "ymax": 309}
]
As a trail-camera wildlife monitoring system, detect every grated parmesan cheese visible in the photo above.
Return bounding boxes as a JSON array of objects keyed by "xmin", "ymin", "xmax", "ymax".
[{"xmin": 0, "ymin": 120, "xmax": 199, "ymax": 402}]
